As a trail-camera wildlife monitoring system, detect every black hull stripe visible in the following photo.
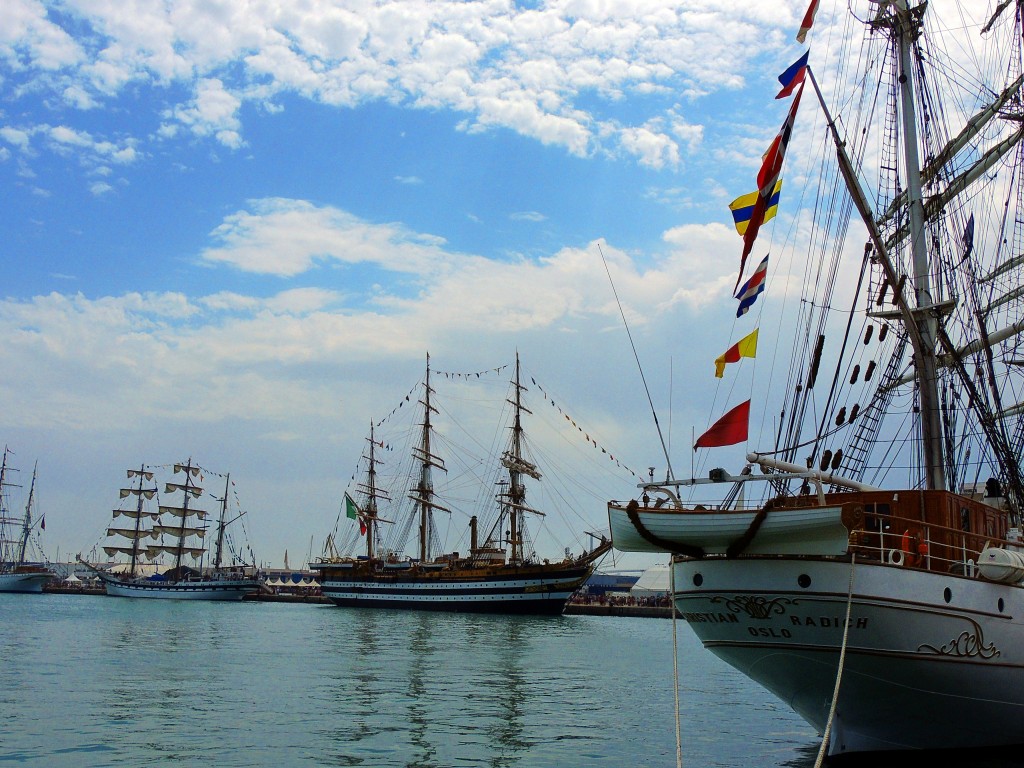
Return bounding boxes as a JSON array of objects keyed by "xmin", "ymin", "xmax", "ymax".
[
  {"xmin": 324, "ymin": 596, "xmax": 569, "ymax": 615},
  {"xmin": 322, "ymin": 583, "xmax": 579, "ymax": 597}
]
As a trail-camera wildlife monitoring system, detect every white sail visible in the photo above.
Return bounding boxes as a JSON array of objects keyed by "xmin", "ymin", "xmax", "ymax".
[
  {"xmin": 106, "ymin": 527, "xmax": 156, "ymax": 540},
  {"xmin": 164, "ymin": 482, "xmax": 202, "ymax": 497},
  {"xmin": 112, "ymin": 509, "xmax": 159, "ymax": 521},
  {"xmin": 103, "ymin": 545, "xmax": 139, "ymax": 557},
  {"xmin": 158, "ymin": 505, "xmax": 208, "ymax": 520},
  {"xmin": 146, "ymin": 544, "xmax": 206, "ymax": 559},
  {"xmin": 152, "ymin": 524, "xmax": 206, "ymax": 539},
  {"xmin": 119, "ymin": 488, "xmax": 156, "ymax": 499}
]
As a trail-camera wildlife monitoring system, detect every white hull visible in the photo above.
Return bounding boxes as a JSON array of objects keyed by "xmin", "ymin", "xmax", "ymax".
[
  {"xmin": 672, "ymin": 556, "xmax": 1024, "ymax": 755},
  {"xmin": 608, "ymin": 501, "xmax": 850, "ymax": 555},
  {"xmin": 0, "ymin": 571, "xmax": 53, "ymax": 593},
  {"xmin": 99, "ymin": 573, "xmax": 258, "ymax": 601}
]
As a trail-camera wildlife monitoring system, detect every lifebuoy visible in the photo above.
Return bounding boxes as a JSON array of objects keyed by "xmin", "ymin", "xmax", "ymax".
[{"xmin": 901, "ymin": 529, "xmax": 924, "ymax": 567}]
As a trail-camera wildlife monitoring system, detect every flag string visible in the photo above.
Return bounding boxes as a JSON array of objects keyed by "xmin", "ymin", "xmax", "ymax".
[{"xmin": 528, "ymin": 375, "xmax": 641, "ymax": 480}]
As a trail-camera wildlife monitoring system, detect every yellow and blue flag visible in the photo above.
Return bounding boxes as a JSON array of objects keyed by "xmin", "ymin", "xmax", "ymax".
[{"xmin": 729, "ymin": 181, "xmax": 782, "ymax": 236}]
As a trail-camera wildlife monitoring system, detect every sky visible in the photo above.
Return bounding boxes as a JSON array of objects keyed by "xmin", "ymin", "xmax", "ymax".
[{"xmin": 0, "ymin": 0, "xmax": 891, "ymax": 571}]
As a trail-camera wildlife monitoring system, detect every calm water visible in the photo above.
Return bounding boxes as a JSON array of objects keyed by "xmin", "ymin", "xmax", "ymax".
[{"xmin": 1, "ymin": 594, "xmax": 1016, "ymax": 768}]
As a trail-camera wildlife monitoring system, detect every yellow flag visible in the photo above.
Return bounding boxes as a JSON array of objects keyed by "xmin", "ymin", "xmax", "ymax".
[
  {"xmin": 729, "ymin": 181, "xmax": 782, "ymax": 236},
  {"xmin": 715, "ymin": 328, "xmax": 759, "ymax": 378}
]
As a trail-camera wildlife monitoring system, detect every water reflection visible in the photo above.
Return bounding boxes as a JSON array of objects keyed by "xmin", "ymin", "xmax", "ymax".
[{"xmin": 311, "ymin": 610, "xmax": 591, "ymax": 768}]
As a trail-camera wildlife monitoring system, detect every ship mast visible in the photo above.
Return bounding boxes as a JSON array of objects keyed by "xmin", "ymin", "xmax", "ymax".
[
  {"xmin": 213, "ymin": 473, "xmax": 229, "ymax": 570},
  {"xmin": 16, "ymin": 462, "xmax": 37, "ymax": 566},
  {"xmin": 0, "ymin": 447, "xmax": 19, "ymax": 565},
  {"xmin": 499, "ymin": 353, "xmax": 543, "ymax": 565},
  {"xmin": 169, "ymin": 459, "xmax": 203, "ymax": 576},
  {"xmin": 358, "ymin": 423, "xmax": 390, "ymax": 560},
  {"xmin": 410, "ymin": 354, "xmax": 449, "ymax": 562},
  {"xmin": 810, "ymin": 0, "xmax": 946, "ymax": 490},
  {"xmin": 892, "ymin": 0, "xmax": 946, "ymax": 491},
  {"xmin": 128, "ymin": 465, "xmax": 148, "ymax": 577}
]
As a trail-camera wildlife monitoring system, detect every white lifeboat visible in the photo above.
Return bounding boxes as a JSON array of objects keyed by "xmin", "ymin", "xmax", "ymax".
[{"xmin": 977, "ymin": 546, "xmax": 1024, "ymax": 584}]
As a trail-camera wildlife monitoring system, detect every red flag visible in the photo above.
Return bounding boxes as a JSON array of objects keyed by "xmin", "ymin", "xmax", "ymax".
[
  {"xmin": 736, "ymin": 85, "xmax": 804, "ymax": 288},
  {"xmin": 694, "ymin": 400, "xmax": 751, "ymax": 449},
  {"xmin": 359, "ymin": 520, "xmax": 367, "ymax": 536},
  {"xmin": 796, "ymin": 0, "xmax": 820, "ymax": 43},
  {"xmin": 40, "ymin": 516, "xmax": 45, "ymax": 531}
]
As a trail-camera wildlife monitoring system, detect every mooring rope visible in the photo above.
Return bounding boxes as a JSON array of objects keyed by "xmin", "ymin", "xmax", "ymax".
[
  {"xmin": 814, "ymin": 552, "xmax": 857, "ymax": 768},
  {"xmin": 670, "ymin": 555, "xmax": 683, "ymax": 768}
]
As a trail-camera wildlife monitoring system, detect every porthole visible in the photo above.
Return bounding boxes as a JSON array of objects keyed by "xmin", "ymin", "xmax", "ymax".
[
  {"xmin": 692, "ymin": 573, "xmax": 703, "ymax": 587},
  {"xmin": 944, "ymin": 587, "xmax": 952, "ymax": 604},
  {"xmin": 999, "ymin": 598, "xmax": 1005, "ymax": 613},
  {"xmin": 798, "ymin": 574, "xmax": 811, "ymax": 589}
]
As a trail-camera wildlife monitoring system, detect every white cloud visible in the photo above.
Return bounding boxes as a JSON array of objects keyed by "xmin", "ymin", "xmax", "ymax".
[
  {"xmin": 0, "ymin": 0, "xmax": 814, "ymax": 165},
  {"xmin": 172, "ymin": 78, "xmax": 244, "ymax": 148},
  {"xmin": 0, "ymin": 126, "xmax": 33, "ymax": 150},
  {"xmin": 201, "ymin": 198, "xmax": 455, "ymax": 277}
]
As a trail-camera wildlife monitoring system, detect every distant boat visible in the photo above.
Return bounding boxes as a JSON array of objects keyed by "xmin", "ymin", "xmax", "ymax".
[
  {"xmin": 0, "ymin": 450, "xmax": 55, "ymax": 594},
  {"xmin": 79, "ymin": 459, "xmax": 259, "ymax": 600},
  {"xmin": 311, "ymin": 354, "xmax": 612, "ymax": 614}
]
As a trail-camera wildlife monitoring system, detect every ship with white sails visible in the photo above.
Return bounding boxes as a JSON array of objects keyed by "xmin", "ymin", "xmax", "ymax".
[
  {"xmin": 81, "ymin": 459, "xmax": 259, "ymax": 600},
  {"xmin": 312, "ymin": 354, "xmax": 612, "ymax": 614},
  {"xmin": 609, "ymin": 0, "xmax": 1024, "ymax": 756},
  {"xmin": 0, "ymin": 448, "xmax": 54, "ymax": 593}
]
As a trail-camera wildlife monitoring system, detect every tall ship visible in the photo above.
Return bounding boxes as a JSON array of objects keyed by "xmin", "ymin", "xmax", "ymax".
[
  {"xmin": 81, "ymin": 459, "xmax": 259, "ymax": 600},
  {"xmin": 0, "ymin": 449, "xmax": 54, "ymax": 593},
  {"xmin": 312, "ymin": 354, "xmax": 612, "ymax": 614},
  {"xmin": 608, "ymin": 0, "xmax": 1024, "ymax": 757}
]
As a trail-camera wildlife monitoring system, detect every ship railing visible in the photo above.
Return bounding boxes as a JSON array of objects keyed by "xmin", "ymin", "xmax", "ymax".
[{"xmin": 851, "ymin": 509, "xmax": 1012, "ymax": 578}]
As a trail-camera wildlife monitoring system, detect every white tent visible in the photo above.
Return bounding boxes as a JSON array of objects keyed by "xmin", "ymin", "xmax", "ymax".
[{"xmin": 630, "ymin": 564, "xmax": 671, "ymax": 598}]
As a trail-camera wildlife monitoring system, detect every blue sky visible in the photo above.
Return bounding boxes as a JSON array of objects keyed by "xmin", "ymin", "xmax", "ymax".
[{"xmin": 1, "ymin": 0, "xmax": 837, "ymax": 569}]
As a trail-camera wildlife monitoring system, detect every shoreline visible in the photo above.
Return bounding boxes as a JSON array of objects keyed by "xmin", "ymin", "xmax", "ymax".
[{"xmin": 42, "ymin": 585, "xmax": 674, "ymax": 617}]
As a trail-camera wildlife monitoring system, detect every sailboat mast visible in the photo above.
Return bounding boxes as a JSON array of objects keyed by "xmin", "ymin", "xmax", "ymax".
[
  {"xmin": 894, "ymin": 0, "xmax": 946, "ymax": 491},
  {"xmin": 214, "ymin": 473, "xmax": 229, "ymax": 570},
  {"xmin": 16, "ymin": 462, "xmax": 37, "ymax": 566}
]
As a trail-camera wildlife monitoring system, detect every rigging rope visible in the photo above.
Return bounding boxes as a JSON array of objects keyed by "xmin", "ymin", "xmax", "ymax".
[
  {"xmin": 597, "ymin": 242, "xmax": 674, "ymax": 481},
  {"xmin": 814, "ymin": 552, "xmax": 857, "ymax": 768},
  {"xmin": 670, "ymin": 555, "xmax": 683, "ymax": 768}
]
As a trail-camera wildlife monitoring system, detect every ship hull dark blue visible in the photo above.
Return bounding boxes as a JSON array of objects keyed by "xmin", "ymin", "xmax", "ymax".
[{"xmin": 314, "ymin": 564, "xmax": 592, "ymax": 615}]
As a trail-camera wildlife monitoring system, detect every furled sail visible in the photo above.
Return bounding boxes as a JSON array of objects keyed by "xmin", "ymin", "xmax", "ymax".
[
  {"xmin": 165, "ymin": 482, "xmax": 202, "ymax": 497},
  {"xmin": 112, "ymin": 509, "xmax": 159, "ymax": 520},
  {"xmin": 159, "ymin": 505, "xmax": 208, "ymax": 520},
  {"xmin": 146, "ymin": 544, "xmax": 205, "ymax": 559},
  {"xmin": 106, "ymin": 527, "xmax": 156, "ymax": 540},
  {"xmin": 103, "ymin": 545, "xmax": 140, "ymax": 557},
  {"xmin": 120, "ymin": 488, "xmax": 156, "ymax": 499},
  {"xmin": 152, "ymin": 524, "xmax": 206, "ymax": 538}
]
